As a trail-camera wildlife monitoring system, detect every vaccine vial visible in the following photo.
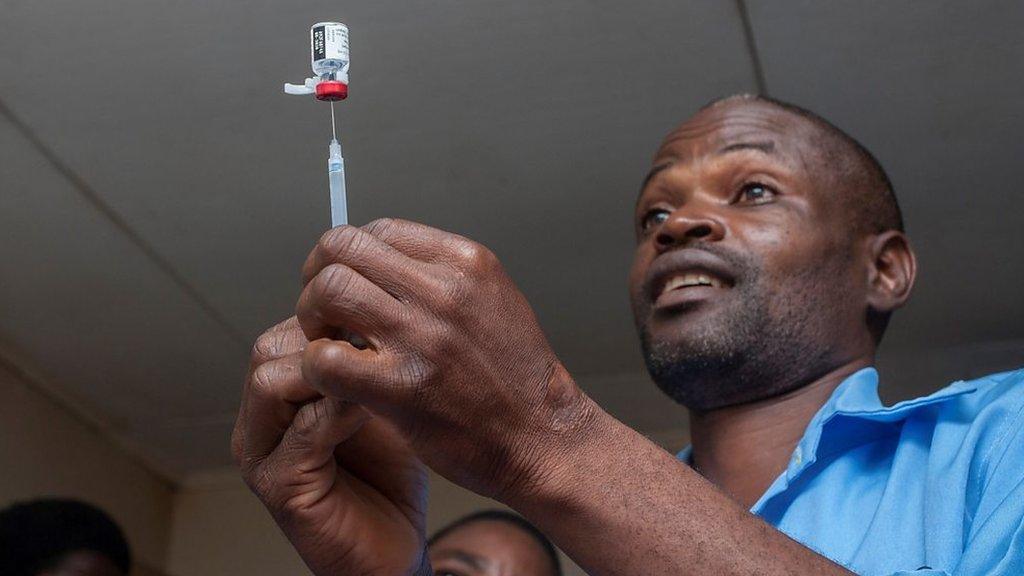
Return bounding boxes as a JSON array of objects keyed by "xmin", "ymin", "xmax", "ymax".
[{"xmin": 284, "ymin": 21, "xmax": 350, "ymax": 100}]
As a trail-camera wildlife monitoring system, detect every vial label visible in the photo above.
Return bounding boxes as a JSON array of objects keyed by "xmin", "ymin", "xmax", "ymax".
[
  {"xmin": 324, "ymin": 26, "xmax": 349, "ymax": 60},
  {"xmin": 313, "ymin": 25, "xmax": 327, "ymax": 61}
]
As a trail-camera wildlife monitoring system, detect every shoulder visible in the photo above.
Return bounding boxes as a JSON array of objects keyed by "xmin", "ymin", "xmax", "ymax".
[
  {"xmin": 944, "ymin": 368, "xmax": 1024, "ymax": 501},
  {"xmin": 936, "ymin": 368, "xmax": 1024, "ymax": 452},
  {"xmin": 901, "ymin": 367, "xmax": 1024, "ymax": 437},
  {"xmin": 895, "ymin": 368, "xmax": 1024, "ymax": 482},
  {"xmin": 955, "ymin": 368, "xmax": 1024, "ymax": 423},
  {"xmin": 943, "ymin": 368, "xmax": 1024, "ymax": 540}
]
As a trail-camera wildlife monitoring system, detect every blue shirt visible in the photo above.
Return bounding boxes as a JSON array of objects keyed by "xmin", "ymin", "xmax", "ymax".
[{"xmin": 678, "ymin": 367, "xmax": 1024, "ymax": 575}]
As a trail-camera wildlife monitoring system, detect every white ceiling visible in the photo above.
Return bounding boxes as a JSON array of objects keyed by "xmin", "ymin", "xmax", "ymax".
[{"xmin": 1, "ymin": 1, "xmax": 1022, "ymax": 481}]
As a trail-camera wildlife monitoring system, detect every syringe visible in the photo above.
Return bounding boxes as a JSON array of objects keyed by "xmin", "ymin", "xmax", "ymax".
[
  {"xmin": 327, "ymin": 102, "xmax": 348, "ymax": 226},
  {"xmin": 284, "ymin": 21, "xmax": 351, "ymax": 228}
]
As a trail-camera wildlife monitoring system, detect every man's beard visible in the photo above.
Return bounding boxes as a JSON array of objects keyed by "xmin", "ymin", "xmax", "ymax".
[{"xmin": 636, "ymin": 244, "xmax": 835, "ymax": 412}]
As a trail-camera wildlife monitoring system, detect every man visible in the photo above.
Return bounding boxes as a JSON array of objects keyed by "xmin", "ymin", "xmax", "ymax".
[
  {"xmin": 232, "ymin": 95, "xmax": 1024, "ymax": 575},
  {"xmin": 0, "ymin": 498, "xmax": 131, "ymax": 576},
  {"xmin": 428, "ymin": 510, "xmax": 561, "ymax": 576}
]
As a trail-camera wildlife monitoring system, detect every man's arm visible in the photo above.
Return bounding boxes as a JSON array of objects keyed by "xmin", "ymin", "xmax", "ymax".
[{"xmin": 504, "ymin": 377, "xmax": 851, "ymax": 576}]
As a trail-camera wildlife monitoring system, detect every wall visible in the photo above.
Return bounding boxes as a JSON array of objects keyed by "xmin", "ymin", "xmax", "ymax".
[
  {"xmin": 164, "ymin": 472, "xmax": 308, "ymax": 575},
  {"xmin": 0, "ymin": 360, "xmax": 175, "ymax": 576}
]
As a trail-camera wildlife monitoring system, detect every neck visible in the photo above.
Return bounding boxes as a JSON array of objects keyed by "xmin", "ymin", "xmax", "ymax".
[{"xmin": 687, "ymin": 356, "xmax": 873, "ymax": 509}]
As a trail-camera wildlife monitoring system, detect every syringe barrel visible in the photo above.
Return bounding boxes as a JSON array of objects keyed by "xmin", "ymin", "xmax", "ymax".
[{"xmin": 328, "ymin": 159, "xmax": 348, "ymax": 227}]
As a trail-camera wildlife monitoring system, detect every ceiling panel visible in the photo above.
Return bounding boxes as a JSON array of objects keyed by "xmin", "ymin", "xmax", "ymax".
[{"xmin": 0, "ymin": 113, "xmax": 247, "ymax": 478}]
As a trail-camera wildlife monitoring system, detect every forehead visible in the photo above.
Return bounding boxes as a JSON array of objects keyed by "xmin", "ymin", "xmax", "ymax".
[
  {"xmin": 431, "ymin": 520, "xmax": 547, "ymax": 564},
  {"xmin": 654, "ymin": 100, "xmax": 816, "ymax": 166}
]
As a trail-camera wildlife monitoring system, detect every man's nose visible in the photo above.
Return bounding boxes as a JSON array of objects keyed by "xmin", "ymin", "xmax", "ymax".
[{"xmin": 654, "ymin": 206, "xmax": 725, "ymax": 252}]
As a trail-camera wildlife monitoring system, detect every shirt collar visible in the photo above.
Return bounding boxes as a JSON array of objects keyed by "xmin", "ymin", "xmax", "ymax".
[{"xmin": 676, "ymin": 367, "xmax": 979, "ymax": 510}]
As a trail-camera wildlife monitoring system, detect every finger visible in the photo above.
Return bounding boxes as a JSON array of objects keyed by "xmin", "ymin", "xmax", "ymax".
[
  {"xmin": 301, "ymin": 338, "xmax": 401, "ymax": 407},
  {"xmin": 247, "ymin": 398, "xmax": 370, "ymax": 506},
  {"xmin": 234, "ymin": 318, "xmax": 308, "ymax": 463},
  {"xmin": 301, "ymin": 224, "xmax": 422, "ymax": 298},
  {"xmin": 249, "ymin": 316, "xmax": 307, "ymax": 366},
  {"xmin": 277, "ymin": 398, "xmax": 371, "ymax": 476},
  {"xmin": 361, "ymin": 217, "xmax": 471, "ymax": 264},
  {"xmin": 295, "ymin": 263, "xmax": 405, "ymax": 343},
  {"xmin": 363, "ymin": 218, "xmax": 501, "ymax": 281},
  {"xmin": 239, "ymin": 353, "xmax": 323, "ymax": 464},
  {"xmin": 268, "ymin": 315, "xmax": 301, "ymax": 334}
]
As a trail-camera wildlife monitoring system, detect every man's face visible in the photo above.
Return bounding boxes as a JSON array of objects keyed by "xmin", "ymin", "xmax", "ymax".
[
  {"xmin": 428, "ymin": 520, "xmax": 555, "ymax": 576},
  {"xmin": 629, "ymin": 100, "xmax": 867, "ymax": 410}
]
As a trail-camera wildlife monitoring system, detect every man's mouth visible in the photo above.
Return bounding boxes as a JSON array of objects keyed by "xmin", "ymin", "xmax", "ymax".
[
  {"xmin": 652, "ymin": 267, "xmax": 732, "ymax": 310},
  {"xmin": 643, "ymin": 248, "xmax": 739, "ymax": 312},
  {"xmin": 659, "ymin": 271, "xmax": 727, "ymax": 295}
]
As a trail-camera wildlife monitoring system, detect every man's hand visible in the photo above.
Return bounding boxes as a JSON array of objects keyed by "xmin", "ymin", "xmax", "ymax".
[
  {"xmin": 231, "ymin": 317, "xmax": 431, "ymax": 576},
  {"xmin": 247, "ymin": 221, "xmax": 851, "ymax": 576},
  {"xmin": 296, "ymin": 219, "xmax": 594, "ymax": 500}
]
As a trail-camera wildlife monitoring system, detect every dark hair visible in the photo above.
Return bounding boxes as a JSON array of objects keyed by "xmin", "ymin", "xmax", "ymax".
[
  {"xmin": 0, "ymin": 498, "xmax": 132, "ymax": 576},
  {"xmin": 702, "ymin": 94, "xmax": 905, "ymax": 341},
  {"xmin": 428, "ymin": 509, "xmax": 562, "ymax": 575}
]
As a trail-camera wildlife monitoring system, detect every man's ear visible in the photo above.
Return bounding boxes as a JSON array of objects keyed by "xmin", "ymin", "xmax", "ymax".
[{"xmin": 865, "ymin": 230, "xmax": 917, "ymax": 314}]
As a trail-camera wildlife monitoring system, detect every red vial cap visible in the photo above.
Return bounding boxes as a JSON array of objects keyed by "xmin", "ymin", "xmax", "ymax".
[{"xmin": 315, "ymin": 81, "xmax": 348, "ymax": 101}]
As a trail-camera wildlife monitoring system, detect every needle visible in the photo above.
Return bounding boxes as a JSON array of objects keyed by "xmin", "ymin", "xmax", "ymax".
[{"xmin": 330, "ymin": 101, "xmax": 337, "ymax": 140}]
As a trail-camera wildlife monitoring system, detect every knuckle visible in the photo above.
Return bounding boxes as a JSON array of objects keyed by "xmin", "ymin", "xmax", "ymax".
[
  {"xmin": 245, "ymin": 461, "xmax": 277, "ymax": 500},
  {"xmin": 303, "ymin": 339, "xmax": 331, "ymax": 377},
  {"xmin": 291, "ymin": 402, "xmax": 323, "ymax": 439},
  {"xmin": 458, "ymin": 239, "xmax": 493, "ymax": 266},
  {"xmin": 454, "ymin": 240, "xmax": 498, "ymax": 274},
  {"xmin": 317, "ymin": 226, "xmax": 345, "ymax": 255},
  {"xmin": 363, "ymin": 217, "xmax": 397, "ymax": 237},
  {"xmin": 237, "ymin": 450, "xmax": 264, "ymax": 486},
  {"xmin": 313, "ymin": 264, "xmax": 357, "ymax": 310},
  {"xmin": 318, "ymin": 225, "xmax": 362, "ymax": 262},
  {"xmin": 433, "ymin": 276, "xmax": 481, "ymax": 323},
  {"xmin": 249, "ymin": 362, "xmax": 281, "ymax": 399},
  {"xmin": 397, "ymin": 353, "xmax": 434, "ymax": 389},
  {"xmin": 322, "ymin": 263, "xmax": 355, "ymax": 295},
  {"xmin": 251, "ymin": 331, "xmax": 281, "ymax": 364}
]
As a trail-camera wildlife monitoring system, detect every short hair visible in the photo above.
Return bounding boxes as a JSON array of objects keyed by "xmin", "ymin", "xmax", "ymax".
[
  {"xmin": 428, "ymin": 509, "xmax": 562, "ymax": 575},
  {"xmin": 0, "ymin": 498, "xmax": 132, "ymax": 576},
  {"xmin": 702, "ymin": 94, "xmax": 904, "ymax": 236}
]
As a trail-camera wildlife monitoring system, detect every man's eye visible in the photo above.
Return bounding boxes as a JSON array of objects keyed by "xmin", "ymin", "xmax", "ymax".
[
  {"xmin": 640, "ymin": 209, "xmax": 671, "ymax": 232},
  {"xmin": 737, "ymin": 182, "xmax": 776, "ymax": 204}
]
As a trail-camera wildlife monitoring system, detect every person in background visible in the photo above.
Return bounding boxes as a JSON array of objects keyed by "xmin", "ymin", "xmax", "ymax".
[
  {"xmin": 0, "ymin": 498, "xmax": 131, "ymax": 576},
  {"xmin": 428, "ymin": 510, "xmax": 561, "ymax": 576}
]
